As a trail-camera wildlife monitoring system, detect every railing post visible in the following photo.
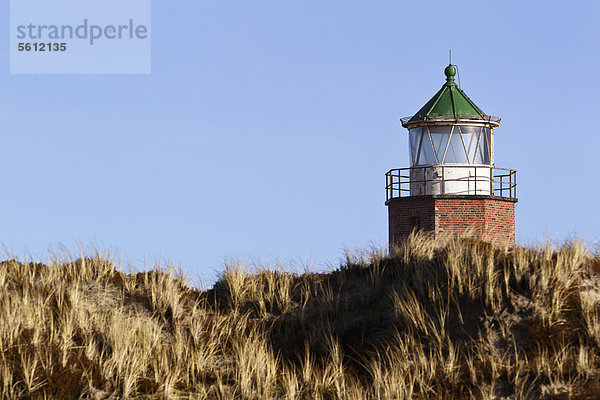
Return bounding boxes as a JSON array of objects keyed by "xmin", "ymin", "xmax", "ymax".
[
  {"xmin": 514, "ymin": 170, "xmax": 517, "ymax": 199},
  {"xmin": 474, "ymin": 166, "xmax": 477, "ymax": 195},
  {"xmin": 442, "ymin": 166, "xmax": 445, "ymax": 194},
  {"xmin": 424, "ymin": 166, "xmax": 427, "ymax": 195},
  {"xmin": 386, "ymin": 172, "xmax": 389, "ymax": 201}
]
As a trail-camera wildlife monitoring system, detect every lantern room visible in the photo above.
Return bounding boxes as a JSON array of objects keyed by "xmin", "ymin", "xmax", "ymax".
[
  {"xmin": 406, "ymin": 65, "xmax": 495, "ymax": 164},
  {"xmin": 386, "ymin": 64, "xmax": 518, "ymax": 247}
]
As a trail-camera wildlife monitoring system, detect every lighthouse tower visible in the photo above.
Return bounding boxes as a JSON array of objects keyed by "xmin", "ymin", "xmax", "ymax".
[{"xmin": 386, "ymin": 65, "xmax": 517, "ymax": 247}]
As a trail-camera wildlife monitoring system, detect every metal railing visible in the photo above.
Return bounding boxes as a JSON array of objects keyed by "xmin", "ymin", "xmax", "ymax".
[{"xmin": 386, "ymin": 165, "xmax": 517, "ymax": 201}]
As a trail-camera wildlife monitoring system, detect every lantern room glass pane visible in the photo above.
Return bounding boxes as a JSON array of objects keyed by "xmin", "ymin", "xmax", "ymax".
[
  {"xmin": 444, "ymin": 130, "xmax": 469, "ymax": 163},
  {"xmin": 419, "ymin": 130, "xmax": 437, "ymax": 165},
  {"xmin": 470, "ymin": 127, "xmax": 491, "ymax": 165},
  {"xmin": 474, "ymin": 133, "xmax": 483, "ymax": 164},
  {"xmin": 481, "ymin": 128, "xmax": 492, "ymax": 164},
  {"xmin": 457, "ymin": 126, "xmax": 479, "ymax": 164},
  {"xmin": 409, "ymin": 128, "xmax": 422, "ymax": 166},
  {"xmin": 409, "ymin": 127, "xmax": 436, "ymax": 165},
  {"xmin": 428, "ymin": 126, "xmax": 451, "ymax": 163}
]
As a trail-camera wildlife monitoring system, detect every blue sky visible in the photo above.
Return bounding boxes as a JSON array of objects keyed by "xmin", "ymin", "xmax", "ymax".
[{"xmin": 1, "ymin": 1, "xmax": 599, "ymax": 283}]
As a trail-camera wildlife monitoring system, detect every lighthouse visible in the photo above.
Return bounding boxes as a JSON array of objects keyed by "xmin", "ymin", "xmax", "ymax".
[{"xmin": 386, "ymin": 64, "xmax": 517, "ymax": 247}]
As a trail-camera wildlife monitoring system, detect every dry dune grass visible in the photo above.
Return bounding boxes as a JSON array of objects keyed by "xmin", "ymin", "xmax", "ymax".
[{"xmin": 1, "ymin": 233, "xmax": 600, "ymax": 399}]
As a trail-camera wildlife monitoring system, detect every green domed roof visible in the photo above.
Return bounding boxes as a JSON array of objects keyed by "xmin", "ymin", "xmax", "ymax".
[{"xmin": 404, "ymin": 65, "xmax": 493, "ymax": 126}]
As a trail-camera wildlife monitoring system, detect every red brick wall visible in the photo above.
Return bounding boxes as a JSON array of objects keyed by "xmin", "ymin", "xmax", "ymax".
[
  {"xmin": 388, "ymin": 196, "xmax": 436, "ymax": 245},
  {"xmin": 387, "ymin": 196, "xmax": 516, "ymax": 247}
]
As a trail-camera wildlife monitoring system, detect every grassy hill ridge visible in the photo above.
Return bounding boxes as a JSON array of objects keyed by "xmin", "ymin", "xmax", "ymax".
[{"xmin": 1, "ymin": 234, "xmax": 600, "ymax": 399}]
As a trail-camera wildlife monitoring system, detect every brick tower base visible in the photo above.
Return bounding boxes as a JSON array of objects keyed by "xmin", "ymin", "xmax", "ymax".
[{"xmin": 387, "ymin": 195, "xmax": 517, "ymax": 248}]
